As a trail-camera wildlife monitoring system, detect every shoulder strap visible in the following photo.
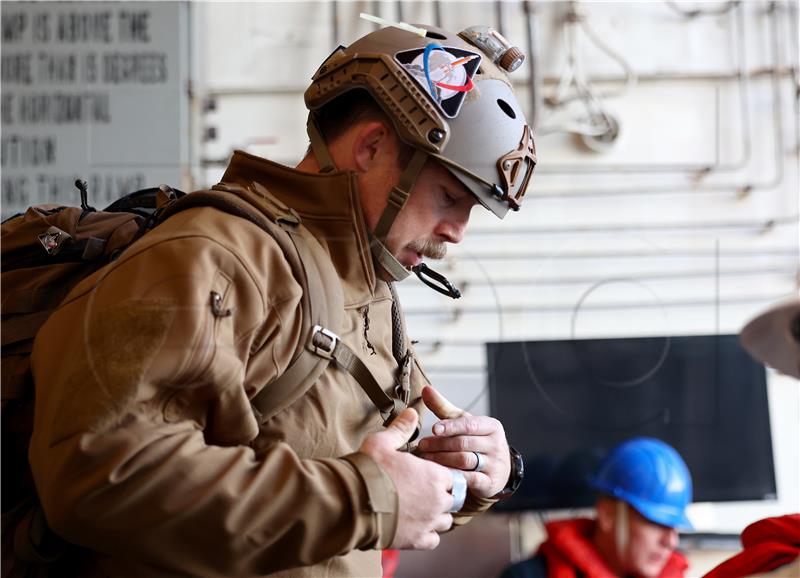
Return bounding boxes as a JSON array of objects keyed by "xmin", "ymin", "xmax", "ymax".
[
  {"xmin": 161, "ymin": 187, "xmax": 340, "ymax": 422},
  {"xmin": 162, "ymin": 186, "xmax": 405, "ymax": 425}
]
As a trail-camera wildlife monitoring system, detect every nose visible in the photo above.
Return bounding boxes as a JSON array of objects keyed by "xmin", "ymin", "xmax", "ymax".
[
  {"xmin": 435, "ymin": 203, "xmax": 473, "ymax": 244},
  {"xmin": 436, "ymin": 219, "xmax": 465, "ymax": 244},
  {"xmin": 661, "ymin": 527, "xmax": 679, "ymax": 550}
]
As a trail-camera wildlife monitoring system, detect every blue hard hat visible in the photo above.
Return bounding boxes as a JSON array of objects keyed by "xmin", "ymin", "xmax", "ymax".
[{"xmin": 589, "ymin": 437, "xmax": 693, "ymax": 530}]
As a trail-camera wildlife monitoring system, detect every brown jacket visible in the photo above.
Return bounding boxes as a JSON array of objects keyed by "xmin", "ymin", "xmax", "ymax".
[{"xmin": 29, "ymin": 151, "xmax": 491, "ymax": 578}]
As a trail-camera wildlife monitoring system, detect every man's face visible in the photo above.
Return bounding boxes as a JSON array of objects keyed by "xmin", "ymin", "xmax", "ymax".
[
  {"xmin": 364, "ymin": 158, "xmax": 478, "ymax": 280},
  {"xmin": 621, "ymin": 507, "xmax": 679, "ymax": 578}
]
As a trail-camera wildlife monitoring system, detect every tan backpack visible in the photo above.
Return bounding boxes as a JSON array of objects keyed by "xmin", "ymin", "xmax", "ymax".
[{"xmin": 1, "ymin": 181, "xmax": 407, "ymax": 574}]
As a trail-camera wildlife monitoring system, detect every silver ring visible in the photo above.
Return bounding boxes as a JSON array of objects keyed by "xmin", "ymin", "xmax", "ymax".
[
  {"xmin": 448, "ymin": 469, "xmax": 467, "ymax": 513},
  {"xmin": 471, "ymin": 451, "xmax": 486, "ymax": 473}
]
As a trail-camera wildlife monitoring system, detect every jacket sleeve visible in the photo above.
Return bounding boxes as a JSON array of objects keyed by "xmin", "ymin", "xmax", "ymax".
[{"xmin": 29, "ymin": 220, "xmax": 397, "ymax": 577}]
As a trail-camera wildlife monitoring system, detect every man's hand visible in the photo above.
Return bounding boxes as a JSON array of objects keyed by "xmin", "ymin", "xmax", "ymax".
[
  {"xmin": 416, "ymin": 386, "xmax": 511, "ymax": 499},
  {"xmin": 359, "ymin": 408, "xmax": 457, "ymax": 550}
]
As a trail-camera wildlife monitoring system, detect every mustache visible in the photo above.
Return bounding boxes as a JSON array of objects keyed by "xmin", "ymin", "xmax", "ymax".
[{"xmin": 407, "ymin": 239, "xmax": 447, "ymax": 260}]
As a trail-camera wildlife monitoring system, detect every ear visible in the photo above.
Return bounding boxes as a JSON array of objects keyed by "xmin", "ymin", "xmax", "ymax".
[
  {"xmin": 352, "ymin": 121, "xmax": 393, "ymax": 173},
  {"xmin": 596, "ymin": 497, "xmax": 615, "ymax": 533}
]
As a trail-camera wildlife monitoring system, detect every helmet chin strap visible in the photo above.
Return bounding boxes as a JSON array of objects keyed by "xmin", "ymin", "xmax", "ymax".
[
  {"xmin": 307, "ymin": 116, "xmax": 337, "ymax": 174},
  {"xmin": 369, "ymin": 147, "xmax": 429, "ymax": 282}
]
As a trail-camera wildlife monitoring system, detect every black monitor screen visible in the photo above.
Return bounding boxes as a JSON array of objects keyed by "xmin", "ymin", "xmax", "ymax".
[{"xmin": 488, "ymin": 334, "xmax": 776, "ymax": 512}]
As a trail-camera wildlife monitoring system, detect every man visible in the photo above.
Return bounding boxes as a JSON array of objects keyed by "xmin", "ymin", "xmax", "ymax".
[
  {"xmin": 25, "ymin": 21, "xmax": 532, "ymax": 578},
  {"xmin": 501, "ymin": 438, "xmax": 693, "ymax": 578}
]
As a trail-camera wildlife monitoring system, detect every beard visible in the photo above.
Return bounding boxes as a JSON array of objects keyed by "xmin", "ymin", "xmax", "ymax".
[{"xmin": 406, "ymin": 239, "xmax": 447, "ymax": 260}]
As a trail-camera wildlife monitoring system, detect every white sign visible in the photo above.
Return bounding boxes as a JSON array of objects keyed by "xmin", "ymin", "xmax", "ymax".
[{"xmin": 1, "ymin": 1, "xmax": 189, "ymax": 218}]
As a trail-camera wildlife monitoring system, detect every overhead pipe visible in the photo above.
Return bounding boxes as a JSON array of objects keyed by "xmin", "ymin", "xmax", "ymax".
[
  {"xmin": 452, "ymin": 215, "xmax": 798, "ymax": 237},
  {"xmin": 402, "ymin": 291, "xmax": 798, "ymax": 318},
  {"xmin": 331, "ymin": 1, "xmax": 339, "ymax": 47},
  {"xmin": 439, "ymin": 247, "xmax": 798, "ymax": 261},
  {"xmin": 522, "ymin": 1, "xmax": 542, "ymax": 130},
  {"xmin": 495, "ymin": 0, "xmax": 505, "ymax": 36},
  {"xmin": 418, "ymin": 265, "xmax": 797, "ymax": 288}
]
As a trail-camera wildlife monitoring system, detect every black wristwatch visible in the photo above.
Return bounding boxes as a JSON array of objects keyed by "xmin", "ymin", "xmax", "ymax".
[{"xmin": 492, "ymin": 445, "xmax": 524, "ymax": 500}]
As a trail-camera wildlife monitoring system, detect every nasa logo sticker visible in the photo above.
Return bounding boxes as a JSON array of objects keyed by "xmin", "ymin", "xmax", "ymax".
[
  {"xmin": 395, "ymin": 45, "xmax": 482, "ymax": 118},
  {"xmin": 37, "ymin": 226, "xmax": 71, "ymax": 255}
]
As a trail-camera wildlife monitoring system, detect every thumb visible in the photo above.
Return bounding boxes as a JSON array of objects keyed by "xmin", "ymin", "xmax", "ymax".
[
  {"xmin": 380, "ymin": 408, "xmax": 420, "ymax": 449},
  {"xmin": 422, "ymin": 385, "xmax": 470, "ymax": 420}
]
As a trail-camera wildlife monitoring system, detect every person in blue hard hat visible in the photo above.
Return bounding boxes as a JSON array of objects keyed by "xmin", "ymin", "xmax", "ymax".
[{"xmin": 500, "ymin": 437, "xmax": 693, "ymax": 578}]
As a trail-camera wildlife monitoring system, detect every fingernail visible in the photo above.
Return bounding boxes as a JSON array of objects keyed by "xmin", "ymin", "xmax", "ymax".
[{"xmin": 433, "ymin": 423, "xmax": 444, "ymax": 435}]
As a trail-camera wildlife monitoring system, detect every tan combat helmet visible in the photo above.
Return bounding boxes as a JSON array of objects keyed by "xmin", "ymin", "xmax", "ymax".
[{"xmin": 304, "ymin": 23, "xmax": 537, "ymax": 283}]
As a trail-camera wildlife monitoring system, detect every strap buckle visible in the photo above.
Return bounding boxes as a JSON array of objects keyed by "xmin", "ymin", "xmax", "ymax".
[
  {"xmin": 395, "ymin": 353, "xmax": 413, "ymax": 405},
  {"xmin": 310, "ymin": 325, "xmax": 339, "ymax": 360}
]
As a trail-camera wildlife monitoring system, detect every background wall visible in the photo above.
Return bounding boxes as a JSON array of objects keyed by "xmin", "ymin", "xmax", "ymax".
[
  {"xmin": 1, "ymin": 2, "xmax": 190, "ymax": 216},
  {"xmin": 196, "ymin": 2, "xmax": 800, "ymax": 575},
  {"xmin": 3, "ymin": 1, "xmax": 798, "ymax": 576}
]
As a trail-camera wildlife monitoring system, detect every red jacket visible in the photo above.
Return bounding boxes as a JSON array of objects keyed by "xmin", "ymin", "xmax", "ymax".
[
  {"xmin": 538, "ymin": 518, "xmax": 687, "ymax": 578},
  {"xmin": 702, "ymin": 515, "xmax": 800, "ymax": 578}
]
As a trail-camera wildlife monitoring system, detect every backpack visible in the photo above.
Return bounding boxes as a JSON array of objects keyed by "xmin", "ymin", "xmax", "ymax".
[{"xmin": 1, "ymin": 180, "xmax": 408, "ymax": 573}]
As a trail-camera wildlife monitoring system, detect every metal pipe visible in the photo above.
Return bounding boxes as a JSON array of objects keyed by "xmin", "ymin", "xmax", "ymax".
[
  {"xmin": 439, "ymin": 247, "xmax": 798, "ymax": 260},
  {"xmin": 789, "ymin": 0, "xmax": 800, "ymax": 156},
  {"xmin": 371, "ymin": 0, "xmax": 381, "ymax": 25},
  {"xmin": 532, "ymin": 67, "xmax": 794, "ymax": 86},
  {"xmin": 185, "ymin": 1, "xmax": 196, "ymax": 193},
  {"xmin": 522, "ymin": 1, "xmax": 541, "ymax": 129},
  {"xmin": 402, "ymin": 292, "xmax": 798, "ymax": 317},
  {"xmin": 331, "ymin": 1, "xmax": 339, "ymax": 47},
  {"xmin": 495, "ymin": 0, "xmax": 505, "ymax": 36},
  {"xmin": 200, "ymin": 69, "xmax": 793, "ymax": 99},
  {"xmin": 433, "ymin": 266, "xmax": 797, "ymax": 288},
  {"xmin": 453, "ymin": 215, "xmax": 798, "ymax": 236}
]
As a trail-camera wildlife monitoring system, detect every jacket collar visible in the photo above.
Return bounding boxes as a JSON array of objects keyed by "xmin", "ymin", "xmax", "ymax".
[{"xmin": 219, "ymin": 150, "xmax": 384, "ymax": 307}]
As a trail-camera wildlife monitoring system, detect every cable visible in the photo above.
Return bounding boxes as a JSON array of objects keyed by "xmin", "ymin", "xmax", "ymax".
[
  {"xmin": 663, "ymin": 0, "xmax": 739, "ymax": 18},
  {"xmin": 538, "ymin": 1, "xmax": 636, "ymax": 143}
]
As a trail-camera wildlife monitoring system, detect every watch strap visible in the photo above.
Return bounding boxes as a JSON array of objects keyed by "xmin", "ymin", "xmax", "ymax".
[{"xmin": 492, "ymin": 445, "xmax": 524, "ymax": 501}]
